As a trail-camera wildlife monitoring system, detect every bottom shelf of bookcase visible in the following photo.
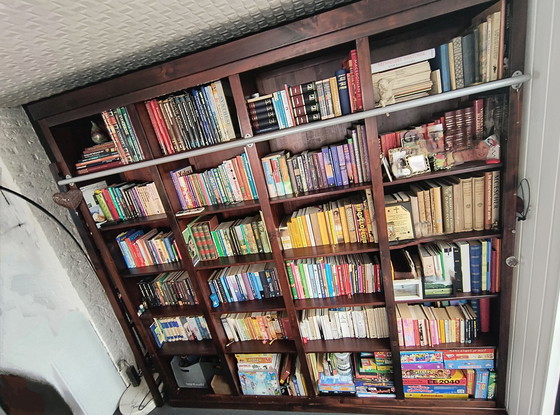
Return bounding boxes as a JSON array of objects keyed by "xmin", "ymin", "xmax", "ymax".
[{"xmin": 166, "ymin": 393, "xmax": 503, "ymax": 415}]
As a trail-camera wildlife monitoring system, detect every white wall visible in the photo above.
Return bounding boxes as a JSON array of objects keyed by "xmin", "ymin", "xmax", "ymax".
[
  {"xmin": 0, "ymin": 107, "xmax": 133, "ymax": 414},
  {"xmin": 506, "ymin": 0, "xmax": 560, "ymax": 414}
]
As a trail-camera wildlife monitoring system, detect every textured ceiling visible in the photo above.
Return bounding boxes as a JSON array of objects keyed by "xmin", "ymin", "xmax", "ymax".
[{"xmin": 0, "ymin": 0, "xmax": 351, "ymax": 108}]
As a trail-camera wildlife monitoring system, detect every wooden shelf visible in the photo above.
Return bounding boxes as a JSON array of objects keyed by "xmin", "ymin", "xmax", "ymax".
[
  {"xmin": 399, "ymin": 332, "xmax": 497, "ymax": 351},
  {"xmin": 388, "ymin": 230, "xmax": 501, "ymax": 250},
  {"xmin": 175, "ymin": 200, "xmax": 261, "ymax": 218},
  {"xmin": 120, "ymin": 261, "xmax": 188, "ymax": 277},
  {"xmin": 158, "ymin": 340, "xmax": 217, "ymax": 356},
  {"xmin": 98, "ymin": 214, "xmax": 169, "ymax": 232},
  {"xmin": 294, "ymin": 292, "xmax": 385, "ymax": 310},
  {"xmin": 396, "ymin": 291, "xmax": 499, "ymax": 304},
  {"xmin": 139, "ymin": 305, "xmax": 204, "ymax": 319},
  {"xmin": 210, "ymin": 297, "xmax": 286, "ymax": 315},
  {"xmin": 224, "ymin": 339, "xmax": 296, "ymax": 354},
  {"xmin": 284, "ymin": 242, "xmax": 379, "ymax": 260},
  {"xmin": 383, "ymin": 162, "xmax": 502, "ymax": 188},
  {"xmin": 194, "ymin": 253, "xmax": 274, "ymax": 270},
  {"xmin": 269, "ymin": 183, "xmax": 372, "ymax": 205},
  {"xmin": 303, "ymin": 337, "xmax": 391, "ymax": 353}
]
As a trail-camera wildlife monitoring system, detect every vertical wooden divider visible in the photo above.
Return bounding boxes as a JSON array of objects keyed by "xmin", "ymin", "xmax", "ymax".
[
  {"xmin": 228, "ymin": 74, "xmax": 254, "ymax": 139},
  {"xmin": 128, "ymin": 103, "xmax": 241, "ymax": 395},
  {"xmin": 245, "ymin": 143, "xmax": 316, "ymax": 397},
  {"xmin": 356, "ymin": 37, "xmax": 405, "ymax": 399}
]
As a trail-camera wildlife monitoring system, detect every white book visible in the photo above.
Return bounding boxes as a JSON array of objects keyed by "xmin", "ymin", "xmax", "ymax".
[
  {"xmin": 371, "ymin": 48, "xmax": 436, "ymax": 73},
  {"xmin": 455, "ymin": 241, "xmax": 472, "ymax": 292}
]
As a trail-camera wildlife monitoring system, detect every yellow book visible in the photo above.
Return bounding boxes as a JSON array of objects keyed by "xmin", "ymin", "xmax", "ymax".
[
  {"xmin": 345, "ymin": 203, "xmax": 357, "ymax": 243},
  {"xmin": 295, "ymin": 210, "xmax": 310, "ymax": 247},
  {"xmin": 317, "ymin": 210, "xmax": 331, "ymax": 245},
  {"xmin": 338, "ymin": 201, "xmax": 351, "ymax": 243},
  {"xmin": 288, "ymin": 212, "xmax": 302, "ymax": 248},
  {"xmin": 325, "ymin": 205, "xmax": 338, "ymax": 244},
  {"xmin": 330, "ymin": 201, "xmax": 345, "ymax": 243}
]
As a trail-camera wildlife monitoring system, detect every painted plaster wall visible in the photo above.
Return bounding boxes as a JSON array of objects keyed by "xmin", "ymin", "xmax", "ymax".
[{"xmin": 0, "ymin": 107, "xmax": 133, "ymax": 413}]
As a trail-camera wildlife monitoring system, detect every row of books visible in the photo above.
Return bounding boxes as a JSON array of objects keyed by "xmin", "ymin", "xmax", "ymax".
[
  {"xmin": 170, "ymin": 151, "xmax": 258, "ymax": 209},
  {"xmin": 372, "ymin": 58, "xmax": 434, "ymax": 107},
  {"xmin": 144, "ymin": 80, "xmax": 237, "ymax": 155},
  {"xmin": 431, "ymin": 6, "xmax": 504, "ymax": 94},
  {"xmin": 279, "ymin": 192, "xmax": 378, "ymax": 250},
  {"xmin": 396, "ymin": 300, "xmax": 487, "ymax": 348},
  {"xmin": 149, "ymin": 315, "xmax": 212, "ymax": 347},
  {"xmin": 90, "ymin": 181, "xmax": 164, "ymax": 223},
  {"xmin": 208, "ymin": 263, "xmax": 281, "ymax": 304},
  {"xmin": 247, "ymin": 49, "xmax": 363, "ymax": 134},
  {"xmin": 384, "ymin": 171, "xmax": 500, "ymax": 243},
  {"xmin": 261, "ymin": 126, "xmax": 371, "ymax": 198},
  {"xmin": 285, "ymin": 254, "xmax": 382, "ymax": 300},
  {"xmin": 75, "ymin": 141, "xmax": 123, "ymax": 175},
  {"xmin": 299, "ymin": 306, "xmax": 389, "ymax": 341},
  {"xmin": 138, "ymin": 271, "xmax": 197, "ymax": 308},
  {"xmin": 101, "ymin": 107, "xmax": 145, "ymax": 164},
  {"xmin": 182, "ymin": 213, "xmax": 272, "ymax": 263},
  {"xmin": 116, "ymin": 228, "xmax": 181, "ymax": 269},
  {"xmin": 221, "ymin": 311, "xmax": 291, "ymax": 343},
  {"xmin": 401, "ymin": 349, "xmax": 495, "ymax": 399},
  {"xmin": 420, "ymin": 239, "xmax": 501, "ymax": 295}
]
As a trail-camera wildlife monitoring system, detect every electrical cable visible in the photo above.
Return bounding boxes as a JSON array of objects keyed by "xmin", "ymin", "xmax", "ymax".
[{"xmin": 0, "ymin": 185, "xmax": 95, "ymax": 271}]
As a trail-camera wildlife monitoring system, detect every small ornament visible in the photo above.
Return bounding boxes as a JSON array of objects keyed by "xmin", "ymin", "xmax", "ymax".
[
  {"xmin": 90, "ymin": 121, "xmax": 108, "ymax": 144},
  {"xmin": 53, "ymin": 189, "xmax": 83, "ymax": 210}
]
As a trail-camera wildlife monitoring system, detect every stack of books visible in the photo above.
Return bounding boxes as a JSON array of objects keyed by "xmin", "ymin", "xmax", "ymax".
[
  {"xmin": 208, "ymin": 263, "xmax": 281, "ymax": 304},
  {"xmin": 400, "ymin": 349, "xmax": 495, "ymax": 399},
  {"xmin": 75, "ymin": 142, "xmax": 122, "ymax": 175},
  {"xmin": 170, "ymin": 151, "xmax": 258, "ymax": 209},
  {"xmin": 116, "ymin": 228, "xmax": 181, "ymax": 268},
  {"xmin": 144, "ymin": 80, "xmax": 237, "ymax": 154},
  {"xmin": 261, "ymin": 125, "xmax": 371, "ymax": 197},
  {"xmin": 353, "ymin": 352, "xmax": 396, "ymax": 398},
  {"xmin": 443, "ymin": 349, "xmax": 496, "ymax": 399},
  {"xmin": 220, "ymin": 311, "xmax": 291, "ymax": 342},
  {"xmin": 236, "ymin": 354, "xmax": 283, "ymax": 396},
  {"xmin": 138, "ymin": 271, "xmax": 197, "ymax": 307},
  {"xmin": 101, "ymin": 107, "xmax": 145, "ymax": 164},
  {"xmin": 150, "ymin": 315, "xmax": 211, "ymax": 347},
  {"xmin": 284, "ymin": 254, "xmax": 382, "ymax": 300},
  {"xmin": 279, "ymin": 192, "xmax": 377, "ymax": 250},
  {"xmin": 396, "ymin": 301, "xmax": 485, "ymax": 348},
  {"xmin": 299, "ymin": 306, "xmax": 389, "ymax": 341},
  {"xmin": 372, "ymin": 57, "xmax": 433, "ymax": 107}
]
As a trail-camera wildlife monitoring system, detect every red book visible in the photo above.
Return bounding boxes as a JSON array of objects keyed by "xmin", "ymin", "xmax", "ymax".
[
  {"xmin": 76, "ymin": 159, "xmax": 124, "ymax": 175},
  {"xmin": 473, "ymin": 99, "xmax": 485, "ymax": 140},
  {"xmin": 145, "ymin": 100, "xmax": 171, "ymax": 155},
  {"xmin": 479, "ymin": 298, "xmax": 491, "ymax": 333},
  {"xmin": 350, "ymin": 49, "xmax": 364, "ymax": 111},
  {"xmin": 100, "ymin": 188, "xmax": 120, "ymax": 220}
]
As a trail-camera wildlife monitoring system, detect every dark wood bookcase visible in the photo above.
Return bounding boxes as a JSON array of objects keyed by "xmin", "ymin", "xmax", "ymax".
[{"xmin": 26, "ymin": 0, "xmax": 528, "ymax": 413}]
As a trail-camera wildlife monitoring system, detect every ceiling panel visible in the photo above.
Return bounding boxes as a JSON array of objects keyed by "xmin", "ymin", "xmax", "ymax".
[{"xmin": 0, "ymin": 0, "xmax": 351, "ymax": 107}]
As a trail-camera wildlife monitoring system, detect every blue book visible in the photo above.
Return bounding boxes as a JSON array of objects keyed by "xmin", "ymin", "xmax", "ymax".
[
  {"xmin": 474, "ymin": 369, "xmax": 490, "ymax": 399},
  {"xmin": 468, "ymin": 241, "xmax": 483, "ymax": 293},
  {"xmin": 335, "ymin": 69, "xmax": 351, "ymax": 115},
  {"xmin": 462, "ymin": 32, "xmax": 476, "ymax": 86},
  {"xmin": 329, "ymin": 145, "xmax": 343, "ymax": 186},
  {"xmin": 325, "ymin": 263, "xmax": 335, "ymax": 297},
  {"xmin": 241, "ymin": 153, "xmax": 258, "ymax": 199},
  {"xmin": 322, "ymin": 146, "xmax": 336, "ymax": 187},
  {"xmin": 430, "ymin": 43, "xmax": 451, "ymax": 92}
]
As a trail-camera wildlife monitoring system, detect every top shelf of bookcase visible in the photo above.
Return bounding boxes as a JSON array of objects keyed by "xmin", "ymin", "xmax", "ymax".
[{"xmin": 58, "ymin": 74, "xmax": 530, "ymax": 186}]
